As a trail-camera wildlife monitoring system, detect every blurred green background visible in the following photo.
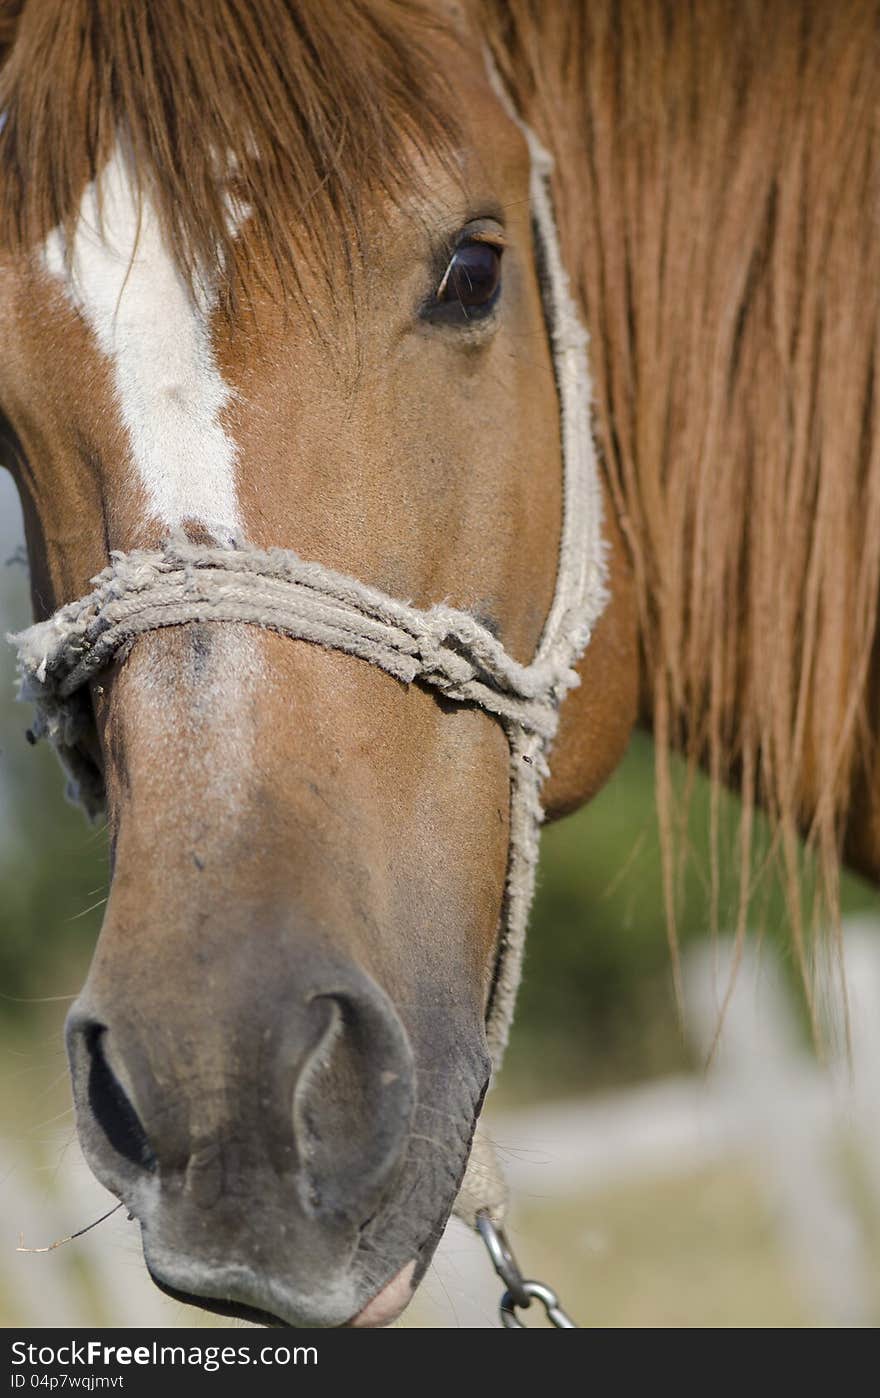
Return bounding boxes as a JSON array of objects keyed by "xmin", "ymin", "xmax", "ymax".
[{"xmin": 2, "ymin": 472, "xmax": 879, "ymax": 1328}]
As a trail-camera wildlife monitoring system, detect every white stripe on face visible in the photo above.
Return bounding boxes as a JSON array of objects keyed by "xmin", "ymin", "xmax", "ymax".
[{"xmin": 43, "ymin": 146, "xmax": 241, "ymax": 541}]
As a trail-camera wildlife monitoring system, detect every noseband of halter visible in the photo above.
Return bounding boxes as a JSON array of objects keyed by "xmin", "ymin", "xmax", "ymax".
[{"xmin": 8, "ymin": 119, "xmax": 606, "ymax": 1229}]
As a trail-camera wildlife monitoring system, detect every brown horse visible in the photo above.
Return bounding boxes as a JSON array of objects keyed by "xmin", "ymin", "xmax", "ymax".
[{"xmin": 1, "ymin": 0, "xmax": 878, "ymax": 1327}]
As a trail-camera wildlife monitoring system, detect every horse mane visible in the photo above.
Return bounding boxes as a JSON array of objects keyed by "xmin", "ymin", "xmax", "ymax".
[
  {"xmin": 0, "ymin": 0, "xmax": 458, "ymax": 303},
  {"xmin": 479, "ymin": 0, "xmax": 880, "ymax": 1015}
]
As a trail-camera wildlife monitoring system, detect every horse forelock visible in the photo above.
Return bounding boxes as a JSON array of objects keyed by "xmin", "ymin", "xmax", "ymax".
[
  {"xmin": 0, "ymin": 0, "xmax": 463, "ymax": 310},
  {"xmin": 0, "ymin": 0, "xmax": 467, "ymax": 541}
]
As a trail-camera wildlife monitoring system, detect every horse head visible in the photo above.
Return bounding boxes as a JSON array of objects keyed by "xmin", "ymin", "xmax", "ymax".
[{"xmin": 0, "ymin": 1, "xmax": 637, "ymax": 1326}]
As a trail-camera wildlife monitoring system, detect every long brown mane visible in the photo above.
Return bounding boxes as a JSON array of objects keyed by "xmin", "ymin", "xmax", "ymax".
[
  {"xmin": 480, "ymin": 0, "xmax": 880, "ymax": 1011},
  {"xmin": 3, "ymin": 0, "xmax": 879, "ymax": 1011},
  {"xmin": 0, "ymin": 0, "xmax": 458, "ymax": 298}
]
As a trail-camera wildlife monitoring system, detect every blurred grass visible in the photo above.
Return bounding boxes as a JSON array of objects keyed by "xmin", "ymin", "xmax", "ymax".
[{"xmin": 507, "ymin": 1165, "xmax": 818, "ymax": 1328}]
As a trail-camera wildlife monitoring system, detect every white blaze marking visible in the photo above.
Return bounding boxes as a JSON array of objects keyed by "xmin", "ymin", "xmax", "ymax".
[{"xmin": 43, "ymin": 146, "xmax": 241, "ymax": 539}]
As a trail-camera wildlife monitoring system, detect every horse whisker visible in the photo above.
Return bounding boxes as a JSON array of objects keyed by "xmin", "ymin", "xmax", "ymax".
[{"xmin": 17, "ymin": 1203, "xmax": 126, "ymax": 1254}]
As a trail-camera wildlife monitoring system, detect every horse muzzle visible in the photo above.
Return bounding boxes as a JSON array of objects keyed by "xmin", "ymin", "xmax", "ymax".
[{"xmin": 64, "ymin": 947, "xmax": 430, "ymax": 1326}]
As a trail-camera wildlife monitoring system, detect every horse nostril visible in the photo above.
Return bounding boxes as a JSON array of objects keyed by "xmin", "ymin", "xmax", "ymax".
[
  {"xmin": 81, "ymin": 1024, "xmax": 157, "ymax": 1173},
  {"xmin": 292, "ymin": 984, "xmax": 415, "ymax": 1218}
]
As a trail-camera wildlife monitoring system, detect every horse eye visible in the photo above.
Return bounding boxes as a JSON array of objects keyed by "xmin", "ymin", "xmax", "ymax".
[{"xmin": 435, "ymin": 240, "xmax": 502, "ymax": 314}]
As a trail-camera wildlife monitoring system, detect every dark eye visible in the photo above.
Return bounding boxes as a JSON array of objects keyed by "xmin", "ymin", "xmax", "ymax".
[{"xmin": 433, "ymin": 239, "xmax": 503, "ymax": 318}]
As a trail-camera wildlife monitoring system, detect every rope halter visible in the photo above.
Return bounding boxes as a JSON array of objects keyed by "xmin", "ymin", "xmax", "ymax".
[{"xmin": 7, "ymin": 119, "xmax": 607, "ymax": 1231}]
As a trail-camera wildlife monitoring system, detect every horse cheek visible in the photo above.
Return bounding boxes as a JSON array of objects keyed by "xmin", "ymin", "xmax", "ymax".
[{"xmin": 543, "ymin": 488, "xmax": 639, "ymax": 819}]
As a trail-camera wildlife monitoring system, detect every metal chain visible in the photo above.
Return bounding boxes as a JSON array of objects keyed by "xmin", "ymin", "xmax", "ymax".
[
  {"xmin": 500, "ymin": 1279, "xmax": 578, "ymax": 1329},
  {"xmin": 476, "ymin": 1212, "xmax": 579, "ymax": 1329}
]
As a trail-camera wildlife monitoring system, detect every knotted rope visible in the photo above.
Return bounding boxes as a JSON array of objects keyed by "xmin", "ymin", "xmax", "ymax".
[
  {"xmin": 7, "ymin": 112, "xmax": 606, "ymax": 1230},
  {"xmin": 17, "ymin": 532, "xmax": 568, "ymax": 751}
]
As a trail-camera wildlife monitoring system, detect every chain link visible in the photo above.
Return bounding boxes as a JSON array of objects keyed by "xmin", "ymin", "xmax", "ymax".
[
  {"xmin": 476, "ymin": 1212, "xmax": 580, "ymax": 1329},
  {"xmin": 500, "ymin": 1279, "xmax": 578, "ymax": 1328}
]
